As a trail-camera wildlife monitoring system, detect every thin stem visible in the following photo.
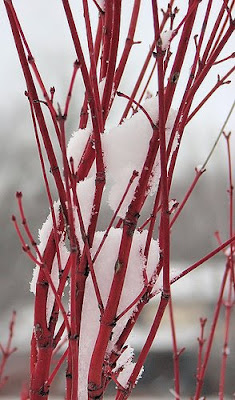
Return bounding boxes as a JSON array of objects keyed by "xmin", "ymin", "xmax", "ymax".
[
  {"xmin": 152, "ymin": 0, "xmax": 170, "ymax": 297},
  {"xmin": 102, "ymin": 0, "xmax": 121, "ymax": 121},
  {"xmin": 136, "ymin": 58, "xmax": 157, "ymax": 107},
  {"xmin": 196, "ymin": 318, "xmax": 207, "ymax": 385},
  {"xmin": 82, "ymin": 0, "xmax": 103, "ymax": 130},
  {"xmin": 120, "ymin": 38, "xmax": 157, "ymax": 122},
  {"xmin": 201, "ymin": 100, "xmax": 235, "ymax": 170},
  {"xmin": 114, "ymin": 0, "xmax": 141, "ymax": 91},
  {"xmin": 64, "ymin": 60, "xmax": 80, "ymax": 119},
  {"xmin": 169, "ymin": 297, "xmax": 182, "ymax": 399},
  {"xmin": 200, "ymin": 0, "xmax": 230, "ymax": 68},
  {"xmin": 117, "ymin": 91, "xmax": 156, "ymax": 127},
  {"xmin": 92, "ymin": 170, "xmax": 139, "ymax": 265},
  {"xmin": 27, "ymin": 95, "xmax": 63, "ymax": 274},
  {"xmin": 187, "ymin": 66, "xmax": 235, "ymax": 124},
  {"xmin": 70, "ymin": 169, "xmax": 104, "ymax": 313},
  {"xmin": 170, "ymin": 235, "xmax": 235, "ymax": 286},
  {"xmin": 209, "ymin": 0, "xmax": 235, "ymax": 60},
  {"xmin": 224, "ymin": 131, "xmax": 234, "ymax": 269},
  {"xmin": 0, "ymin": 311, "xmax": 17, "ymax": 389},
  {"xmin": 120, "ymin": 0, "xmax": 174, "ymax": 121},
  {"xmin": 194, "ymin": 262, "xmax": 230, "ymax": 399},
  {"xmin": 45, "ymin": 348, "xmax": 69, "ymax": 388},
  {"xmin": 219, "ymin": 130, "xmax": 234, "ymax": 396},
  {"xmin": 219, "ymin": 277, "xmax": 233, "ymax": 398},
  {"xmin": 123, "ymin": 294, "xmax": 170, "ymax": 399},
  {"xmin": 170, "ymin": 167, "xmax": 205, "ymax": 228},
  {"xmin": 59, "ymin": 114, "xmax": 79, "ymax": 400}
]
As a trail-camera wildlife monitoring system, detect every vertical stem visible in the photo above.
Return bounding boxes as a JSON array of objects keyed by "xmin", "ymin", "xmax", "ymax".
[
  {"xmin": 120, "ymin": 294, "xmax": 170, "ymax": 399},
  {"xmin": 102, "ymin": 0, "xmax": 121, "ymax": 121},
  {"xmin": 224, "ymin": 132, "xmax": 234, "ymax": 286},
  {"xmin": 169, "ymin": 297, "xmax": 181, "ymax": 399},
  {"xmin": 165, "ymin": 0, "xmax": 199, "ymax": 117},
  {"xmin": 219, "ymin": 131, "xmax": 234, "ymax": 396},
  {"xmin": 100, "ymin": 1, "xmax": 113, "ymax": 80},
  {"xmin": 59, "ymin": 117, "xmax": 79, "ymax": 400},
  {"xmin": 152, "ymin": 0, "xmax": 170, "ymax": 297},
  {"xmin": 194, "ymin": 263, "xmax": 230, "ymax": 399},
  {"xmin": 114, "ymin": 0, "xmax": 141, "ymax": 90},
  {"xmin": 196, "ymin": 318, "xmax": 207, "ymax": 382},
  {"xmin": 219, "ymin": 279, "xmax": 233, "ymax": 398}
]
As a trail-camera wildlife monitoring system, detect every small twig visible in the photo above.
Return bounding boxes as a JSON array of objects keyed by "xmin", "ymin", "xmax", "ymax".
[
  {"xmin": 169, "ymin": 297, "xmax": 182, "ymax": 398},
  {"xmin": 169, "ymin": 235, "xmax": 235, "ymax": 287},
  {"xmin": 196, "ymin": 318, "xmax": 207, "ymax": 385},
  {"xmin": 201, "ymin": 100, "xmax": 235, "ymax": 171},
  {"xmin": 0, "ymin": 311, "xmax": 17, "ymax": 389},
  {"xmin": 117, "ymin": 91, "xmax": 156, "ymax": 128},
  {"xmin": 194, "ymin": 262, "xmax": 230, "ymax": 399},
  {"xmin": 213, "ymin": 51, "xmax": 235, "ymax": 65}
]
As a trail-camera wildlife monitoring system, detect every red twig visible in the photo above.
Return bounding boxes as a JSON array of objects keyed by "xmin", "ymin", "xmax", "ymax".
[
  {"xmin": 92, "ymin": 170, "xmax": 139, "ymax": 265},
  {"xmin": 169, "ymin": 297, "xmax": 184, "ymax": 399},
  {"xmin": 170, "ymin": 167, "xmax": 206, "ymax": 228},
  {"xmin": 196, "ymin": 318, "xmax": 207, "ymax": 390},
  {"xmin": 223, "ymin": 131, "xmax": 234, "ymax": 279},
  {"xmin": 170, "ymin": 235, "xmax": 235, "ymax": 286},
  {"xmin": 0, "ymin": 311, "xmax": 17, "ymax": 389},
  {"xmin": 219, "ymin": 277, "xmax": 233, "ymax": 398},
  {"xmin": 194, "ymin": 262, "xmax": 230, "ymax": 399},
  {"xmin": 114, "ymin": 0, "xmax": 141, "ymax": 92},
  {"xmin": 152, "ymin": 0, "xmax": 170, "ymax": 298},
  {"xmin": 64, "ymin": 60, "xmax": 80, "ymax": 119},
  {"xmin": 186, "ymin": 66, "xmax": 235, "ymax": 124},
  {"xmin": 118, "ymin": 294, "xmax": 170, "ymax": 399},
  {"xmin": 219, "ymin": 131, "xmax": 234, "ymax": 397}
]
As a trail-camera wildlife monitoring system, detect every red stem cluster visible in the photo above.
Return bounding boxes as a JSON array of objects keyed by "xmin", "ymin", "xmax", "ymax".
[{"xmin": 3, "ymin": 0, "xmax": 234, "ymax": 399}]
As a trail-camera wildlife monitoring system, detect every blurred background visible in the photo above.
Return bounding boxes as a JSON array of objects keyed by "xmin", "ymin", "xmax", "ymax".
[{"xmin": 0, "ymin": 0, "xmax": 234, "ymax": 397}]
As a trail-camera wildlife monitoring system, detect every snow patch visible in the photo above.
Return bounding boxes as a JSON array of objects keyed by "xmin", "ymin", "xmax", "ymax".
[
  {"xmin": 30, "ymin": 201, "xmax": 60, "ymax": 294},
  {"xmin": 113, "ymin": 346, "xmax": 144, "ymax": 389},
  {"xmin": 161, "ymin": 30, "xmax": 172, "ymax": 50},
  {"xmin": 98, "ymin": 77, "xmax": 106, "ymax": 100},
  {"xmin": 67, "ymin": 127, "xmax": 92, "ymax": 172},
  {"xmin": 102, "ymin": 97, "xmax": 176, "ymax": 217},
  {"xmin": 46, "ymin": 240, "xmax": 69, "ymax": 325},
  {"xmin": 73, "ymin": 176, "xmax": 96, "ymax": 248}
]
